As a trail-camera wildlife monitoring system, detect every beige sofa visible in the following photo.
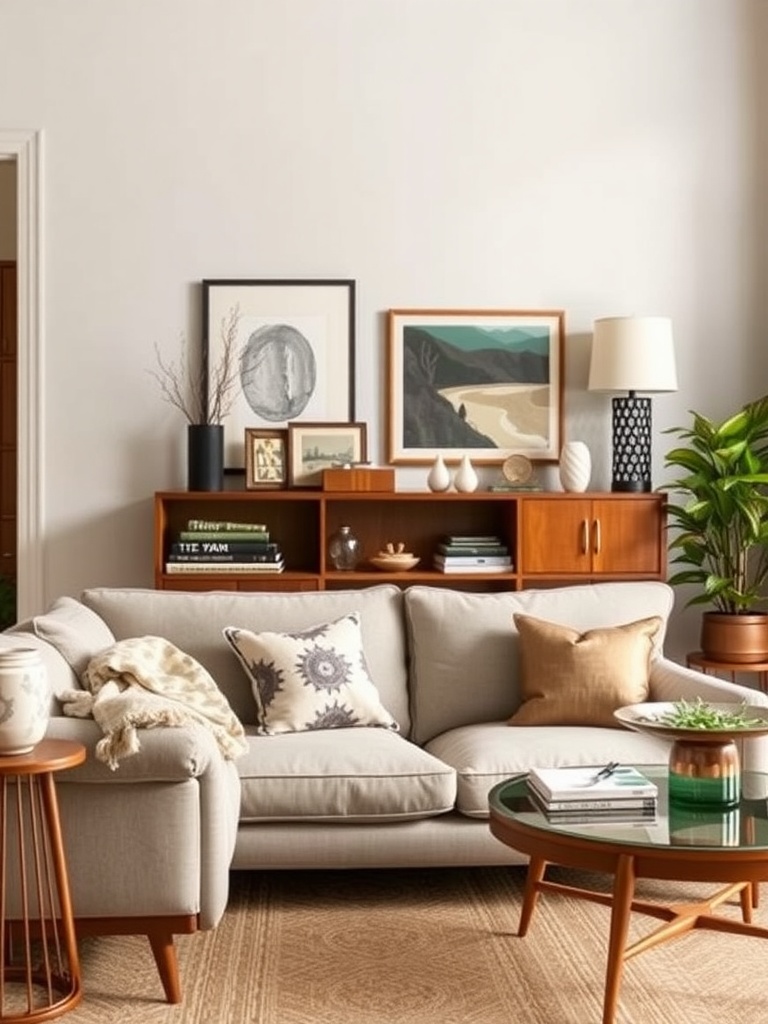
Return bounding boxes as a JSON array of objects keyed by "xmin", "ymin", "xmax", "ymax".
[{"xmin": 8, "ymin": 581, "xmax": 767, "ymax": 1001}]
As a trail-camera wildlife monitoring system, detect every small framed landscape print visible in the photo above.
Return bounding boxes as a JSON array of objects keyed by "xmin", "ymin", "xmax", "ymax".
[
  {"xmin": 287, "ymin": 422, "xmax": 367, "ymax": 488},
  {"xmin": 244, "ymin": 428, "xmax": 288, "ymax": 490},
  {"xmin": 203, "ymin": 279, "xmax": 356, "ymax": 471},
  {"xmin": 387, "ymin": 308, "xmax": 565, "ymax": 464}
]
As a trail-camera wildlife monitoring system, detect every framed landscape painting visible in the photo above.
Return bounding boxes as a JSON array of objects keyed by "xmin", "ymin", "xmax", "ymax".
[
  {"xmin": 387, "ymin": 308, "xmax": 564, "ymax": 464},
  {"xmin": 287, "ymin": 421, "xmax": 367, "ymax": 488},
  {"xmin": 203, "ymin": 279, "xmax": 356, "ymax": 470}
]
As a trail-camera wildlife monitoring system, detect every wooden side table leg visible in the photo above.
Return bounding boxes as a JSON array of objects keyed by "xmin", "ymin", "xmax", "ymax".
[
  {"xmin": 518, "ymin": 856, "xmax": 547, "ymax": 937},
  {"xmin": 602, "ymin": 854, "xmax": 636, "ymax": 1024},
  {"xmin": 38, "ymin": 772, "xmax": 82, "ymax": 1011}
]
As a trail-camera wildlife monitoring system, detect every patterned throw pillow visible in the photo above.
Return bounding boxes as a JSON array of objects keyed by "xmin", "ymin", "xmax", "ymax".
[
  {"xmin": 508, "ymin": 613, "xmax": 662, "ymax": 728},
  {"xmin": 223, "ymin": 613, "xmax": 399, "ymax": 736}
]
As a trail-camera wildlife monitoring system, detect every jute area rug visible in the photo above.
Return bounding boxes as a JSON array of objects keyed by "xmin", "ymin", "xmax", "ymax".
[{"xmin": 63, "ymin": 866, "xmax": 767, "ymax": 1024}]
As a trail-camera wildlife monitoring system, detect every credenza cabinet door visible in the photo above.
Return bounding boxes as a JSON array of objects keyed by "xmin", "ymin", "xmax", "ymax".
[{"xmin": 520, "ymin": 496, "xmax": 664, "ymax": 578}]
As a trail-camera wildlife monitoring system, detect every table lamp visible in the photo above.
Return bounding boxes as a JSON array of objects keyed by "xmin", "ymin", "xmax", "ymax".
[{"xmin": 588, "ymin": 315, "xmax": 677, "ymax": 492}]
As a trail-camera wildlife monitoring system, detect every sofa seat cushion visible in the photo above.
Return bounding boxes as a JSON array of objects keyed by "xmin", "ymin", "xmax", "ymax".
[
  {"xmin": 426, "ymin": 722, "xmax": 673, "ymax": 819},
  {"xmin": 238, "ymin": 727, "xmax": 457, "ymax": 823}
]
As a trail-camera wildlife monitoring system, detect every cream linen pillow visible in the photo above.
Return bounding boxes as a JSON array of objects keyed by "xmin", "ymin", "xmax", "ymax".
[
  {"xmin": 508, "ymin": 614, "xmax": 662, "ymax": 728},
  {"xmin": 223, "ymin": 612, "xmax": 399, "ymax": 736},
  {"xmin": 33, "ymin": 596, "xmax": 116, "ymax": 680}
]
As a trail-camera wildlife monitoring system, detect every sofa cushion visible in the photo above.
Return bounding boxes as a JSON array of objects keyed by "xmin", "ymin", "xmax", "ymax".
[
  {"xmin": 81, "ymin": 586, "xmax": 411, "ymax": 732},
  {"xmin": 426, "ymin": 722, "xmax": 673, "ymax": 818},
  {"xmin": 223, "ymin": 613, "xmax": 398, "ymax": 735},
  {"xmin": 404, "ymin": 582, "xmax": 673, "ymax": 745},
  {"xmin": 507, "ymin": 614, "xmax": 662, "ymax": 728},
  {"xmin": 33, "ymin": 596, "xmax": 116, "ymax": 679},
  {"xmin": 238, "ymin": 728, "xmax": 457, "ymax": 823}
]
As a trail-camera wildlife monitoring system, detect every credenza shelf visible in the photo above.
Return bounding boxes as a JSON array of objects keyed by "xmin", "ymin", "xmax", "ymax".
[{"xmin": 154, "ymin": 490, "xmax": 667, "ymax": 592}]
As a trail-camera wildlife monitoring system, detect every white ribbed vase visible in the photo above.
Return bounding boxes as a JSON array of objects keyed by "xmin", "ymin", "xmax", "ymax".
[
  {"xmin": 559, "ymin": 441, "xmax": 592, "ymax": 493},
  {"xmin": 0, "ymin": 646, "xmax": 50, "ymax": 755}
]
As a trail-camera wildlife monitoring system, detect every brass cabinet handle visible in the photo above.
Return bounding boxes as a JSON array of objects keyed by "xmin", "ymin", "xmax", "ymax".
[
  {"xmin": 593, "ymin": 518, "xmax": 601, "ymax": 555},
  {"xmin": 580, "ymin": 519, "xmax": 589, "ymax": 555}
]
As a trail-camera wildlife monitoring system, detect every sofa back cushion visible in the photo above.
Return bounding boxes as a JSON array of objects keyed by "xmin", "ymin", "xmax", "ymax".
[
  {"xmin": 404, "ymin": 582, "xmax": 673, "ymax": 745},
  {"xmin": 81, "ymin": 585, "xmax": 410, "ymax": 732}
]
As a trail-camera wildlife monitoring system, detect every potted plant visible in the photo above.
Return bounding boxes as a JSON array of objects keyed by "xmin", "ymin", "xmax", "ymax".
[
  {"xmin": 149, "ymin": 306, "xmax": 242, "ymax": 491},
  {"xmin": 663, "ymin": 395, "xmax": 768, "ymax": 662}
]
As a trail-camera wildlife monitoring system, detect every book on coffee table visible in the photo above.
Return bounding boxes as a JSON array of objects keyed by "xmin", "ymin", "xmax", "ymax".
[
  {"xmin": 528, "ymin": 765, "xmax": 658, "ymax": 804},
  {"xmin": 526, "ymin": 786, "xmax": 657, "ymax": 822}
]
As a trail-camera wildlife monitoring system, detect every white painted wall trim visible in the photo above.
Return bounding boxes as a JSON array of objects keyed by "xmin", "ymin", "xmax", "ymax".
[{"xmin": 0, "ymin": 130, "xmax": 43, "ymax": 618}]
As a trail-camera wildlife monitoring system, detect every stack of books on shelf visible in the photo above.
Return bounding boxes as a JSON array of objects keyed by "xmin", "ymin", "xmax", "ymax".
[
  {"xmin": 526, "ymin": 764, "xmax": 658, "ymax": 824},
  {"xmin": 165, "ymin": 518, "xmax": 284, "ymax": 574},
  {"xmin": 432, "ymin": 534, "xmax": 512, "ymax": 574}
]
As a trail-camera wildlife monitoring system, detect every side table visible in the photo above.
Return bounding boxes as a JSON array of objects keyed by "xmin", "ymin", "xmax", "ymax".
[
  {"xmin": 686, "ymin": 651, "xmax": 768, "ymax": 694},
  {"xmin": 0, "ymin": 739, "xmax": 86, "ymax": 1022}
]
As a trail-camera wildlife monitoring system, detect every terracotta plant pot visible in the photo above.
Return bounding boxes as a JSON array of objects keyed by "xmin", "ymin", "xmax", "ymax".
[{"xmin": 700, "ymin": 612, "xmax": 768, "ymax": 664}]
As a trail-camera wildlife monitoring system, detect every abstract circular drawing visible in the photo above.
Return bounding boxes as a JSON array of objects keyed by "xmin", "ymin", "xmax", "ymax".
[{"xmin": 240, "ymin": 324, "xmax": 317, "ymax": 421}]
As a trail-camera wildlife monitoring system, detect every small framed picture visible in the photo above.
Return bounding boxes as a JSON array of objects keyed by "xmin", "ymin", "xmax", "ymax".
[
  {"xmin": 287, "ymin": 422, "xmax": 367, "ymax": 488},
  {"xmin": 244, "ymin": 428, "xmax": 288, "ymax": 490}
]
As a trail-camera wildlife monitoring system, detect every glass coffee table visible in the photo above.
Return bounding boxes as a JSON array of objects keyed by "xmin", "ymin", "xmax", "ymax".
[{"xmin": 488, "ymin": 766, "xmax": 768, "ymax": 1024}]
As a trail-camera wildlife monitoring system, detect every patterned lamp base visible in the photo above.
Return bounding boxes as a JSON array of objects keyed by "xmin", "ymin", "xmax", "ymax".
[{"xmin": 611, "ymin": 395, "xmax": 652, "ymax": 492}]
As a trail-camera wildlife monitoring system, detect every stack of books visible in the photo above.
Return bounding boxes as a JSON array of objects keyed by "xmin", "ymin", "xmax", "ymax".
[
  {"xmin": 432, "ymin": 534, "xmax": 512, "ymax": 574},
  {"xmin": 526, "ymin": 764, "xmax": 658, "ymax": 824},
  {"xmin": 165, "ymin": 518, "xmax": 285, "ymax": 574}
]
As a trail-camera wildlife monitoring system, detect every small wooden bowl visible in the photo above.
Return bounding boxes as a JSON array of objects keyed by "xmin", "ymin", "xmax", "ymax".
[{"xmin": 369, "ymin": 554, "xmax": 420, "ymax": 572}]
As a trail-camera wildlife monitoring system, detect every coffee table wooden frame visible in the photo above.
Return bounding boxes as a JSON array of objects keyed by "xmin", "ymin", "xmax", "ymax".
[{"xmin": 489, "ymin": 774, "xmax": 768, "ymax": 1024}]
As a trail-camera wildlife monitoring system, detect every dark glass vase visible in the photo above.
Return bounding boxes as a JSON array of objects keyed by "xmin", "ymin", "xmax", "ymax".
[{"xmin": 187, "ymin": 424, "xmax": 224, "ymax": 492}]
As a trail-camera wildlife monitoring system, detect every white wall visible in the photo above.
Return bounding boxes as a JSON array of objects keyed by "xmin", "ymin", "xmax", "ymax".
[{"xmin": 0, "ymin": 0, "xmax": 766, "ymax": 661}]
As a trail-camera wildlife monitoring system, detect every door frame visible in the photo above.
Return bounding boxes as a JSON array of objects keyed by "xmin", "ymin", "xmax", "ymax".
[{"xmin": 0, "ymin": 130, "xmax": 43, "ymax": 619}]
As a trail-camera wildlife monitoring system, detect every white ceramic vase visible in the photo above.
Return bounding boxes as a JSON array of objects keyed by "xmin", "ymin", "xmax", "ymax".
[
  {"xmin": 0, "ymin": 646, "xmax": 49, "ymax": 755},
  {"xmin": 427, "ymin": 454, "xmax": 451, "ymax": 492},
  {"xmin": 559, "ymin": 441, "xmax": 592, "ymax": 493},
  {"xmin": 454, "ymin": 454, "xmax": 479, "ymax": 493}
]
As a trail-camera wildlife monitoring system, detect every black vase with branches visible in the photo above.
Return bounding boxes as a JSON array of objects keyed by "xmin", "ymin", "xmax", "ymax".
[{"xmin": 150, "ymin": 306, "xmax": 241, "ymax": 491}]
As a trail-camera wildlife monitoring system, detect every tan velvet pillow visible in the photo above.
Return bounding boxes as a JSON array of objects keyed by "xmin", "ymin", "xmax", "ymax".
[{"xmin": 508, "ymin": 614, "xmax": 662, "ymax": 728}]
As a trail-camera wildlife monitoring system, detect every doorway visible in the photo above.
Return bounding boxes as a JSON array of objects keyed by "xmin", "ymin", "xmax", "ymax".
[
  {"xmin": 0, "ymin": 257, "xmax": 16, "ymax": 626},
  {"xmin": 0, "ymin": 130, "xmax": 42, "ymax": 620}
]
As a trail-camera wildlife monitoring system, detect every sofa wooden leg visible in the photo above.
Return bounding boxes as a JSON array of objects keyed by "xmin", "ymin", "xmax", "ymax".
[
  {"xmin": 148, "ymin": 929, "xmax": 182, "ymax": 1004},
  {"xmin": 74, "ymin": 914, "xmax": 197, "ymax": 1003}
]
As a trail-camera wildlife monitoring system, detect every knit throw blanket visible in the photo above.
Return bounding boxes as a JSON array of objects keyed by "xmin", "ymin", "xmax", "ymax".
[{"xmin": 61, "ymin": 636, "xmax": 248, "ymax": 770}]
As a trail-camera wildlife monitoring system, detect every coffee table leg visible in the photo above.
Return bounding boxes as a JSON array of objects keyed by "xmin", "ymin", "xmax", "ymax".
[
  {"xmin": 603, "ymin": 853, "xmax": 636, "ymax": 1024},
  {"xmin": 518, "ymin": 855, "xmax": 547, "ymax": 936}
]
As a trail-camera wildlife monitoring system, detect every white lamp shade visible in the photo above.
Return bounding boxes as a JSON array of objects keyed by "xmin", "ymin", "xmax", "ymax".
[{"xmin": 588, "ymin": 316, "xmax": 678, "ymax": 393}]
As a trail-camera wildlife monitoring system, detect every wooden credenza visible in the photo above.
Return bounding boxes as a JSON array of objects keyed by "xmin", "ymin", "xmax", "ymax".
[{"xmin": 154, "ymin": 490, "xmax": 667, "ymax": 592}]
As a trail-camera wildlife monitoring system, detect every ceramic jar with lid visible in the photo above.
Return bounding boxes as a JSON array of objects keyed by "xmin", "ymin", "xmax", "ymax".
[{"xmin": 0, "ymin": 646, "xmax": 50, "ymax": 755}]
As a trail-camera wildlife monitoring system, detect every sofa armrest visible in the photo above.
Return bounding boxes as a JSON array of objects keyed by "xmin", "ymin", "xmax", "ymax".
[
  {"xmin": 649, "ymin": 656, "xmax": 768, "ymax": 771},
  {"xmin": 45, "ymin": 717, "xmax": 224, "ymax": 783},
  {"xmin": 44, "ymin": 719, "xmax": 241, "ymax": 930},
  {"xmin": 649, "ymin": 656, "xmax": 768, "ymax": 707}
]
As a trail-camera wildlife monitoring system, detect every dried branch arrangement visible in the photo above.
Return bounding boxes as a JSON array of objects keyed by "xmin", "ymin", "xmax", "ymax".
[{"xmin": 150, "ymin": 305, "xmax": 242, "ymax": 425}]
